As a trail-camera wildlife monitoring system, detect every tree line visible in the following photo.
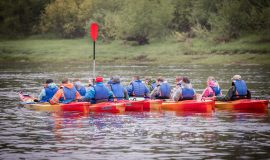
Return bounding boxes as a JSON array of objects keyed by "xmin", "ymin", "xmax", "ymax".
[{"xmin": 0, "ymin": 0, "xmax": 269, "ymax": 44}]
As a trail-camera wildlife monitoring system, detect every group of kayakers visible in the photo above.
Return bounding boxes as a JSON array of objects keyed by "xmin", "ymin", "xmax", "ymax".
[{"xmin": 37, "ymin": 74, "xmax": 251, "ymax": 104}]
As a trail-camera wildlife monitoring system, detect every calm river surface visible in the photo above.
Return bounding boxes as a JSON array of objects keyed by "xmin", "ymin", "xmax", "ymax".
[{"xmin": 0, "ymin": 63, "xmax": 270, "ymax": 159}]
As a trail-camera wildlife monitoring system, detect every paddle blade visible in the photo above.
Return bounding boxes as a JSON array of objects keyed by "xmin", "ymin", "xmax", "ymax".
[{"xmin": 90, "ymin": 23, "xmax": 98, "ymax": 41}]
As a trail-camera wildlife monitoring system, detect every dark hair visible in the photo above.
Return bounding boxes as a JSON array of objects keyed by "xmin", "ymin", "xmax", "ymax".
[
  {"xmin": 157, "ymin": 77, "xmax": 164, "ymax": 82},
  {"xmin": 46, "ymin": 79, "xmax": 53, "ymax": 84},
  {"xmin": 62, "ymin": 78, "xmax": 69, "ymax": 84},
  {"xmin": 182, "ymin": 77, "xmax": 190, "ymax": 84}
]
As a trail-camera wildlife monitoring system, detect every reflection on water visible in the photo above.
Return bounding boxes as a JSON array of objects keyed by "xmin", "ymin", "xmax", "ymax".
[{"xmin": 0, "ymin": 62, "xmax": 270, "ymax": 159}]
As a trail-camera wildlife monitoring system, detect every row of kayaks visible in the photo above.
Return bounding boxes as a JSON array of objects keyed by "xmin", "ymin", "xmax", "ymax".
[{"xmin": 19, "ymin": 93, "xmax": 269, "ymax": 114}]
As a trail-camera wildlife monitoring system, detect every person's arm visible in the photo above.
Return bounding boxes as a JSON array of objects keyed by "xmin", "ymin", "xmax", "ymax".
[
  {"xmin": 75, "ymin": 91, "xmax": 82, "ymax": 100},
  {"xmin": 150, "ymin": 86, "xmax": 159, "ymax": 99},
  {"xmin": 82, "ymin": 87, "xmax": 95, "ymax": 102},
  {"xmin": 126, "ymin": 84, "xmax": 133, "ymax": 96},
  {"xmin": 201, "ymin": 88, "xmax": 209, "ymax": 98},
  {"xmin": 193, "ymin": 89, "xmax": 197, "ymax": 100},
  {"xmin": 123, "ymin": 88, "xmax": 129, "ymax": 100},
  {"xmin": 49, "ymin": 89, "xmax": 63, "ymax": 104},
  {"xmin": 172, "ymin": 88, "xmax": 182, "ymax": 101},
  {"xmin": 247, "ymin": 89, "xmax": 251, "ymax": 99},
  {"xmin": 38, "ymin": 88, "xmax": 46, "ymax": 100},
  {"xmin": 144, "ymin": 85, "xmax": 150, "ymax": 98}
]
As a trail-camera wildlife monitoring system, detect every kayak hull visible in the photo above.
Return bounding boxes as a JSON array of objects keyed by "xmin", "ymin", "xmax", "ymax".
[
  {"xmin": 23, "ymin": 102, "xmax": 91, "ymax": 113},
  {"xmin": 215, "ymin": 99, "xmax": 268, "ymax": 113},
  {"xmin": 89, "ymin": 102, "xmax": 126, "ymax": 113},
  {"xmin": 161, "ymin": 100, "xmax": 214, "ymax": 113}
]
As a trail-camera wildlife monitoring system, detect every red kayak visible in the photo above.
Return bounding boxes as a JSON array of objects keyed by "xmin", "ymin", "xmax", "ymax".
[
  {"xmin": 215, "ymin": 99, "xmax": 269, "ymax": 113},
  {"xmin": 161, "ymin": 100, "xmax": 215, "ymax": 113}
]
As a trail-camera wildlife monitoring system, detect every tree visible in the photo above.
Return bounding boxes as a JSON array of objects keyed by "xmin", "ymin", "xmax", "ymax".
[
  {"xmin": 40, "ymin": 0, "xmax": 94, "ymax": 38},
  {"xmin": 115, "ymin": 0, "xmax": 174, "ymax": 45}
]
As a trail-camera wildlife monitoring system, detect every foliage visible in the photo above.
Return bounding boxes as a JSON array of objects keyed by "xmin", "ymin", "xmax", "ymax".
[
  {"xmin": 0, "ymin": 0, "xmax": 269, "ymax": 43},
  {"xmin": 0, "ymin": 0, "xmax": 51, "ymax": 37},
  {"xmin": 40, "ymin": 0, "xmax": 93, "ymax": 38}
]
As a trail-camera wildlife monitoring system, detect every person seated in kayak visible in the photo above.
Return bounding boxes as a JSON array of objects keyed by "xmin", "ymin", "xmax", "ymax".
[
  {"xmin": 127, "ymin": 76, "xmax": 150, "ymax": 98},
  {"xmin": 171, "ymin": 76, "xmax": 183, "ymax": 93},
  {"xmin": 108, "ymin": 76, "xmax": 129, "ymax": 100},
  {"xmin": 73, "ymin": 79, "xmax": 86, "ymax": 96},
  {"xmin": 50, "ymin": 78, "xmax": 81, "ymax": 104},
  {"xmin": 215, "ymin": 75, "xmax": 251, "ymax": 101},
  {"xmin": 145, "ymin": 77, "xmax": 157, "ymax": 92},
  {"xmin": 82, "ymin": 76, "xmax": 114, "ymax": 104},
  {"xmin": 172, "ymin": 76, "xmax": 196, "ymax": 101},
  {"xmin": 150, "ymin": 77, "xmax": 171, "ymax": 99},
  {"xmin": 201, "ymin": 76, "xmax": 222, "ymax": 98},
  {"xmin": 38, "ymin": 79, "xmax": 58, "ymax": 102}
]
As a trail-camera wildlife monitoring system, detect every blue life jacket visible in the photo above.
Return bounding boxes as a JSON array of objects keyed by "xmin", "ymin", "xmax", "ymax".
[
  {"xmin": 131, "ymin": 81, "xmax": 147, "ymax": 97},
  {"xmin": 111, "ymin": 83, "xmax": 125, "ymax": 100},
  {"xmin": 77, "ymin": 87, "xmax": 86, "ymax": 96},
  {"xmin": 151, "ymin": 82, "xmax": 157, "ymax": 90},
  {"xmin": 63, "ymin": 86, "xmax": 77, "ymax": 103},
  {"xmin": 41, "ymin": 87, "xmax": 58, "ymax": 102},
  {"xmin": 94, "ymin": 85, "xmax": 110, "ymax": 101},
  {"xmin": 210, "ymin": 86, "xmax": 221, "ymax": 96},
  {"xmin": 157, "ymin": 83, "xmax": 171, "ymax": 99},
  {"xmin": 234, "ymin": 80, "xmax": 247, "ymax": 96},
  {"xmin": 181, "ymin": 88, "xmax": 195, "ymax": 100}
]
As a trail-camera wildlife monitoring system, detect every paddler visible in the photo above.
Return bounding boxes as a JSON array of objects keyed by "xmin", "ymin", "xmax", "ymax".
[
  {"xmin": 201, "ymin": 76, "xmax": 222, "ymax": 98},
  {"xmin": 150, "ymin": 77, "xmax": 171, "ymax": 99},
  {"xmin": 127, "ymin": 76, "xmax": 150, "ymax": 98},
  {"xmin": 108, "ymin": 76, "xmax": 129, "ymax": 100},
  {"xmin": 38, "ymin": 79, "xmax": 58, "ymax": 102},
  {"xmin": 50, "ymin": 78, "xmax": 81, "ymax": 104},
  {"xmin": 215, "ymin": 75, "xmax": 251, "ymax": 101},
  {"xmin": 145, "ymin": 77, "xmax": 157, "ymax": 92},
  {"xmin": 172, "ymin": 76, "xmax": 196, "ymax": 101},
  {"xmin": 82, "ymin": 76, "xmax": 114, "ymax": 104},
  {"xmin": 73, "ymin": 79, "xmax": 86, "ymax": 96}
]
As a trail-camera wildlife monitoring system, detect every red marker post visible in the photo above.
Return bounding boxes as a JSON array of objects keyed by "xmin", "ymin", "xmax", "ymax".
[{"xmin": 90, "ymin": 23, "xmax": 98, "ymax": 84}]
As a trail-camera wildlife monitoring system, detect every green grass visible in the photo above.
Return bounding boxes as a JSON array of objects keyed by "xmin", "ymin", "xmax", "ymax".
[{"xmin": 0, "ymin": 34, "xmax": 269, "ymax": 65}]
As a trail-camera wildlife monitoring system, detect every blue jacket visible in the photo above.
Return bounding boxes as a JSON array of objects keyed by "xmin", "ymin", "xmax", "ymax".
[
  {"xmin": 62, "ymin": 86, "xmax": 77, "ymax": 103},
  {"xmin": 234, "ymin": 80, "xmax": 248, "ymax": 96},
  {"xmin": 181, "ymin": 88, "xmax": 195, "ymax": 100},
  {"xmin": 39, "ymin": 83, "xmax": 58, "ymax": 102},
  {"xmin": 157, "ymin": 83, "xmax": 171, "ymax": 99},
  {"xmin": 210, "ymin": 86, "xmax": 222, "ymax": 96},
  {"xmin": 83, "ymin": 82, "xmax": 113, "ymax": 104},
  {"xmin": 127, "ymin": 80, "xmax": 149, "ymax": 97},
  {"xmin": 77, "ymin": 87, "xmax": 86, "ymax": 96},
  {"xmin": 110, "ymin": 83, "xmax": 126, "ymax": 100}
]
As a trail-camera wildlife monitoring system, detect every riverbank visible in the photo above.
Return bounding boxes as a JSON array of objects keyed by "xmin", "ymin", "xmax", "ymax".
[{"xmin": 0, "ymin": 35, "xmax": 269, "ymax": 65}]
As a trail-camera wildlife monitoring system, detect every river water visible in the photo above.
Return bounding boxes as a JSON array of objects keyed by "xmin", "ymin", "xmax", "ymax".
[{"xmin": 0, "ymin": 63, "xmax": 270, "ymax": 159}]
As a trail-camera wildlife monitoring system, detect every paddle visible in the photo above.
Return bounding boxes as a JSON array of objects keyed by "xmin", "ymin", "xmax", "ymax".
[{"xmin": 90, "ymin": 23, "xmax": 99, "ymax": 85}]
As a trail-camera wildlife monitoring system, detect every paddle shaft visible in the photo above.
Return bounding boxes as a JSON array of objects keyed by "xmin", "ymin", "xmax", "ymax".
[{"xmin": 92, "ymin": 41, "xmax": 96, "ymax": 84}]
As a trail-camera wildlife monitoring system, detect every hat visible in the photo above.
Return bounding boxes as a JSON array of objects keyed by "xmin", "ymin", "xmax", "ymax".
[
  {"xmin": 95, "ymin": 76, "xmax": 103, "ymax": 83},
  {"xmin": 112, "ymin": 76, "xmax": 120, "ymax": 83},
  {"xmin": 231, "ymin": 75, "xmax": 241, "ymax": 80},
  {"xmin": 45, "ymin": 79, "xmax": 53, "ymax": 84}
]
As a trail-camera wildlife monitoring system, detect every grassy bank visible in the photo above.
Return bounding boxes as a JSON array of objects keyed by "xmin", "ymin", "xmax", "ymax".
[{"xmin": 0, "ymin": 35, "xmax": 270, "ymax": 65}]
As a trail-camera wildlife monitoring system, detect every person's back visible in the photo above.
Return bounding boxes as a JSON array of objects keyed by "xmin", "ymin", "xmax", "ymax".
[
  {"xmin": 39, "ymin": 79, "xmax": 58, "ymax": 102},
  {"xmin": 82, "ymin": 76, "xmax": 113, "ymax": 104},
  {"xmin": 50, "ymin": 78, "xmax": 81, "ymax": 104},
  {"xmin": 73, "ymin": 79, "xmax": 86, "ymax": 96},
  {"xmin": 214, "ymin": 75, "xmax": 251, "ymax": 101},
  {"xmin": 109, "ymin": 76, "xmax": 128, "ymax": 100},
  {"xmin": 128, "ymin": 76, "xmax": 149, "ymax": 97},
  {"xmin": 150, "ymin": 77, "xmax": 171, "ymax": 99},
  {"xmin": 202, "ymin": 76, "xmax": 222, "ymax": 98},
  {"xmin": 172, "ymin": 77, "xmax": 196, "ymax": 101}
]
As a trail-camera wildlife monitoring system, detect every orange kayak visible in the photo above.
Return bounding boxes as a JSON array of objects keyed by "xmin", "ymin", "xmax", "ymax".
[
  {"xmin": 161, "ymin": 100, "xmax": 214, "ymax": 113},
  {"xmin": 215, "ymin": 99, "xmax": 268, "ymax": 113}
]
